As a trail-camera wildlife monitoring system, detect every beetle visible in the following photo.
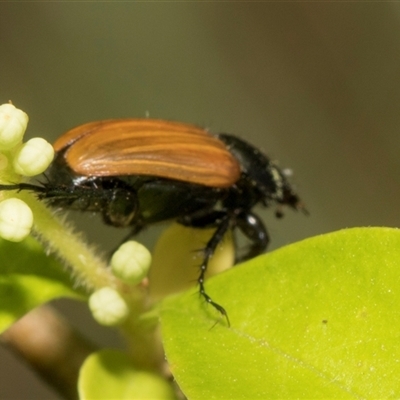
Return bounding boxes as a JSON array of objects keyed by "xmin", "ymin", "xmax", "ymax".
[{"xmin": 2, "ymin": 119, "xmax": 306, "ymax": 323}]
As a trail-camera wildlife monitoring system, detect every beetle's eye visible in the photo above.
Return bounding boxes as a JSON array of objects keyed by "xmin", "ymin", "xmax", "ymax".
[{"xmin": 103, "ymin": 189, "xmax": 137, "ymax": 228}]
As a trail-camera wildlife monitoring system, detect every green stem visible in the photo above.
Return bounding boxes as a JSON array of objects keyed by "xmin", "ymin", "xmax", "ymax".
[
  {"xmin": 122, "ymin": 309, "xmax": 165, "ymax": 373},
  {"xmin": 17, "ymin": 191, "xmax": 164, "ymax": 370},
  {"xmin": 17, "ymin": 191, "xmax": 115, "ymax": 291}
]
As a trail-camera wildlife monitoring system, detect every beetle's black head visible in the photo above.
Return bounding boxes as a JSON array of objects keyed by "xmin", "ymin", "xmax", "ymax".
[
  {"xmin": 254, "ymin": 164, "xmax": 307, "ymax": 218},
  {"xmin": 274, "ymin": 179, "xmax": 308, "ymax": 218}
]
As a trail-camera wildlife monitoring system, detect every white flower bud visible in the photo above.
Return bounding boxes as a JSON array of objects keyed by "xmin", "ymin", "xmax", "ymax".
[
  {"xmin": 111, "ymin": 240, "xmax": 152, "ymax": 284},
  {"xmin": 0, "ymin": 198, "xmax": 33, "ymax": 242},
  {"xmin": 13, "ymin": 137, "xmax": 54, "ymax": 176},
  {"xmin": 88, "ymin": 287, "xmax": 129, "ymax": 326},
  {"xmin": 0, "ymin": 104, "xmax": 28, "ymax": 150}
]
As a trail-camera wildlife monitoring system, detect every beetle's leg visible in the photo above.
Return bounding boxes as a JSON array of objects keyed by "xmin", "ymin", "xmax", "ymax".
[
  {"xmin": 197, "ymin": 214, "xmax": 232, "ymax": 325},
  {"xmin": 0, "ymin": 183, "xmax": 46, "ymax": 193},
  {"xmin": 178, "ymin": 210, "xmax": 227, "ymax": 228},
  {"xmin": 236, "ymin": 211, "xmax": 269, "ymax": 262},
  {"xmin": 179, "ymin": 210, "xmax": 233, "ymax": 324},
  {"xmin": 102, "ymin": 188, "xmax": 138, "ymax": 228}
]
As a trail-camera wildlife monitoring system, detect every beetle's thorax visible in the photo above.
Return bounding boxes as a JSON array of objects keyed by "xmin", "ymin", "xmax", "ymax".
[{"xmin": 217, "ymin": 134, "xmax": 293, "ymax": 206}]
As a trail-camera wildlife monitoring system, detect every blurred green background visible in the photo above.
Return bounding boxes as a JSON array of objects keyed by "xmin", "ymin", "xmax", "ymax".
[{"xmin": 1, "ymin": 3, "xmax": 400, "ymax": 398}]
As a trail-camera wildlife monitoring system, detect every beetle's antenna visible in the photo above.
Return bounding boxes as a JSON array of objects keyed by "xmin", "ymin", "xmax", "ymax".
[{"xmin": 298, "ymin": 202, "xmax": 309, "ymax": 216}]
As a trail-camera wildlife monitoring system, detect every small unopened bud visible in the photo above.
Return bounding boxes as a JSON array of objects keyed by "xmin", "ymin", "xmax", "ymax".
[
  {"xmin": 111, "ymin": 240, "xmax": 151, "ymax": 284},
  {"xmin": 0, "ymin": 198, "xmax": 33, "ymax": 242},
  {"xmin": 88, "ymin": 287, "xmax": 129, "ymax": 326},
  {"xmin": 13, "ymin": 137, "xmax": 54, "ymax": 176},
  {"xmin": 0, "ymin": 104, "xmax": 28, "ymax": 150}
]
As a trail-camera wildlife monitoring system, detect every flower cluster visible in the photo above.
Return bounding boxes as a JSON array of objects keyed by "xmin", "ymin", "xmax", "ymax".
[{"xmin": 0, "ymin": 103, "xmax": 54, "ymax": 241}]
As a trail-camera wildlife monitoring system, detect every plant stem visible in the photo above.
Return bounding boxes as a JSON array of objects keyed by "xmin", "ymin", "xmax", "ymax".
[{"xmin": 18, "ymin": 191, "xmax": 116, "ymax": 291}]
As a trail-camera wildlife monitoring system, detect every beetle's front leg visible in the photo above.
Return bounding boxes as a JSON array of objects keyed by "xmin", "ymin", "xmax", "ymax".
[
  {"xmin": 194, "ymin": 214, "xmax": 232, "ymax": 325},
  {"xmin": 178, "ymin": 209, "xmax": 233, "ymax": 324}
]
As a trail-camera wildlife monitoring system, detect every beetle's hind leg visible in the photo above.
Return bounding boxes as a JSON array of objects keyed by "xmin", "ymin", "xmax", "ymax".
[{"xmin": 197, "ymin": 215, "xmax": 232, "ymax": 326}]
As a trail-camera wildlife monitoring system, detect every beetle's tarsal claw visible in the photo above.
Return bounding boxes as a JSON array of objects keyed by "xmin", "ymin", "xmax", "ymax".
[
  {"xmin": 211, "ymin": 301, "xmax": 230, "ymax": 327},
  {"xmin": 200, "ymin": 286, "xmax": 230, "ymax": 327}
]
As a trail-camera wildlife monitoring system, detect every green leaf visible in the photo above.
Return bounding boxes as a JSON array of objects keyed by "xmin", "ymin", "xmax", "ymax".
[
  {"xmin": 160, "ymin": 227, "xmax": 400, "ymax": 399},
  {"xmin": 78, "ymin": 349, "xmax": 176, "ymax": 400},
  {"xmin": 0, "ymin": 236, "xmax": 82, "ymax": 332}
]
